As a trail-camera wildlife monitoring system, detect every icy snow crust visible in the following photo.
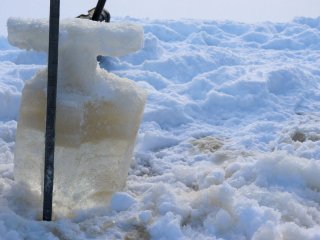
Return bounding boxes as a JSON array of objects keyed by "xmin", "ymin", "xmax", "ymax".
[{"xmin": 1, "ymin": 16, "xmax": 320, "ymax": 239}]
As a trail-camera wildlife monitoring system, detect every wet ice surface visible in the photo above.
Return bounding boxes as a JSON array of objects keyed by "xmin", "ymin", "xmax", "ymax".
[{"xmin": 1, "ymin": 16, "xmax": 320, "ymax": 239}]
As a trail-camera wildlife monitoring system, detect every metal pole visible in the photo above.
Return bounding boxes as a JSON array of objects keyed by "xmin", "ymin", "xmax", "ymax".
[
  {"xmin": 43, "ymin": 0, "xmax": 60, "ymax": 221},
  {"xmin": 92, "ymin": 0, "xmax": 107, "ymax": 21}
]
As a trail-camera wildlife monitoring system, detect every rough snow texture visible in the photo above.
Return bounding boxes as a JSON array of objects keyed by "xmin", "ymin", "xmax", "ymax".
[
  {"xmin": 1, "ymin": 16, "xmax": 320, "ymax": 239},
  {"xmin": 7, "ymin": 18, "xmax": 146, "ymax": 217}
]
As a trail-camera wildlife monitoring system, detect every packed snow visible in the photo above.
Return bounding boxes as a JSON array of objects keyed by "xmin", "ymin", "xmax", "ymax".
[{"xmin": 1, "ymin": 15, "xmax": 320, "ymax": 239}]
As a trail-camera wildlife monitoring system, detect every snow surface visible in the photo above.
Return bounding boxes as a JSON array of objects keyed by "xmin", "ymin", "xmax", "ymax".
[{"xmin": 1, "ymin": 16, "xmax": 320, "ymax": 239}]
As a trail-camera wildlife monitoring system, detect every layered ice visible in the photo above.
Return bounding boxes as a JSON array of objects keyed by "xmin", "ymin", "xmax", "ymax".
[{"xmin": 8, "ymin": 17, "xmax": 146, "ymax": 216}]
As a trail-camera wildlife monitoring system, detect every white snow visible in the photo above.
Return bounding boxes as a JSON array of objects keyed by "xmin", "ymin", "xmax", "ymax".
[
  {"xmin": 1, "ymin": 15, "xmax": 320, "ymax": 239},
  {"xmin": 110, "ymin": 192, "xmax": 136, "ymax": 212}
]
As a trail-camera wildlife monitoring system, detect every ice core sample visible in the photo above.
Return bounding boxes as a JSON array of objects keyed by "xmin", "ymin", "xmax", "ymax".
[{"xmin": 8, "ymin": 18, "xmax": 146, "ymax": 216}]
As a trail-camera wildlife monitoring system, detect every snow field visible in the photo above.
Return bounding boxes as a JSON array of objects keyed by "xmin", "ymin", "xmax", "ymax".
[{"xmin": 0, "ymin": 16, "xmax": 320, "ymax": 239}]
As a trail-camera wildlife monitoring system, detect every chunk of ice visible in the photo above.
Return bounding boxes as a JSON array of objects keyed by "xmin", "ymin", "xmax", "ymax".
[{"xmin": 8, "ymin": 18, "xmax": 146, "ymax": 217}]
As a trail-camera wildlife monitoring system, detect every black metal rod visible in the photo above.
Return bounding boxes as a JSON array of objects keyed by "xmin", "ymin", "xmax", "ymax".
[
  {"xmin": 92, "ymin": 0, "xmax": 107, "ymax": 21},
  {"xmin": 43, "ymin": 0, "xmax": 60, "ymax": 221}
]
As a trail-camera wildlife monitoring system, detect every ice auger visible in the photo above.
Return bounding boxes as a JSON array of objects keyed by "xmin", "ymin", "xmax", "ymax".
[{"xmin": 78, "ymin": 0, "xmax": 111, "ymax": 22}]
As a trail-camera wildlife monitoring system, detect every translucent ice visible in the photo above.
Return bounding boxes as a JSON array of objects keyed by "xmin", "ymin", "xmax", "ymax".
[{"xmin": 8, "ymin": 18, "xmax": 146, "ymax": 216}]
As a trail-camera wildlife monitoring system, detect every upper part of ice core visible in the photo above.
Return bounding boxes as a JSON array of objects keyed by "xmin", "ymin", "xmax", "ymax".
[
  {"xmin": 7, "ymin": 17, "xmax": 144, "ymax": 57},
  {"xmin": 7, "ymin": 18, "xmax": 144, "ymax": 92}
]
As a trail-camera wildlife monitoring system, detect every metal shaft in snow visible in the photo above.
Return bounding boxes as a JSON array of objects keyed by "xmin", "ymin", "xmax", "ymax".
[
  {"xmin": 92, "ymin": 0, "xmax": 107, "ymax": 21},
  {"xmin": 43, "ymin": 0, "xmax": 60, "ymax": 221}
]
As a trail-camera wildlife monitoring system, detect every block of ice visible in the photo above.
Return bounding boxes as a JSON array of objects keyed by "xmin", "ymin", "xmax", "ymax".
[{"xmin": 8, "ymin": 18, "xmax": 146, "ymax": 217}]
